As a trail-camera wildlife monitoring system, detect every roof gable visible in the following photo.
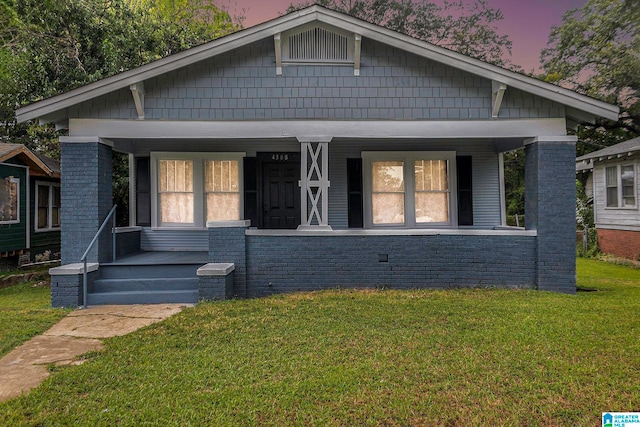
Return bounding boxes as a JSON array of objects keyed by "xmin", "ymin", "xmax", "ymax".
[
  {"xmin": 0, "ymin": 143, "xmax": 60, "ymax": 177},
  {"xmin": 16, "ymin": 4, "xmax": 619, "ymax": 124}
]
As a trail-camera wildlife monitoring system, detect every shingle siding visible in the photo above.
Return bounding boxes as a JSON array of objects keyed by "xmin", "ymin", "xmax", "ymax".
[{"xmin": 70, "ymin": 38, "xmax": 565, "ymax": 122}]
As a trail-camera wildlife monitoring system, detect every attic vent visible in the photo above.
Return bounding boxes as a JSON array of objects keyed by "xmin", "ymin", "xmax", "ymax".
[{"xmin": 288, "ymin": 27, "xmax": 348, "ymax": 61}]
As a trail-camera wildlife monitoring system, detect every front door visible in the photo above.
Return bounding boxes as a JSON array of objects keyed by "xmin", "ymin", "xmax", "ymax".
[{"xmin": 260, "ymin": 154, "xmax": 301, "ymax": 229}]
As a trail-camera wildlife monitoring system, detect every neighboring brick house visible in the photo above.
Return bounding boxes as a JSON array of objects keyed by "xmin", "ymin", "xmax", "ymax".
[
  {"xmin": 0, "ymin": 143, "xmax": 61, "ymax": 265},
  {"xmin": 576, "ymin": 137, "xmax": 640, "ymax": 260},
  {"xmin": 16, "ymin": 5, "xmax": 619, "ymax": 306}
]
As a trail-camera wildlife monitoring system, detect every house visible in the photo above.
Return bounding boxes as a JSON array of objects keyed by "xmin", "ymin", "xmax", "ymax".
[
  {"xmin": 15, "ymin": 5, "xmax": 619, "ymax": 307},
  {"xmin": 576, "ymin": 137, "xmax": 640, "ymax": 260},
  {"xmin": 0, "ymin": 143, "xmax": 61, "ymax": 266}
]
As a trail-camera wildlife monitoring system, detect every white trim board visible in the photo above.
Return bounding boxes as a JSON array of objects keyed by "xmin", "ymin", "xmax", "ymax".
[{"xmin": 67, "ymin": 118, "xmax": 568, "ymax": 140}]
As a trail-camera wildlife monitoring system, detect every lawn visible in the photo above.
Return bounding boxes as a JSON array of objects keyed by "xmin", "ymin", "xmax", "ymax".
[
  {"xmin": 0, "ymin": 258, "xmax": 639, "ymax": 426},
  {"xmin": 0, "ymin": 275, "xmax": 70, "ymax": 358}
]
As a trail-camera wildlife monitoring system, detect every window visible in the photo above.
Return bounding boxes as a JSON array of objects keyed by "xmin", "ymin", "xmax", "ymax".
[
  {"xmin": 605, "ymin": 164, "xmax": 636, "ymax": 208},
  {"xmin": 152, "ymin": 153, "xmax": 244, "ymax": 228},
  {"xmin": 0, "ymin": 176, "xmax": 19, "ymax": 224},
  {"xmin": 363, "ymin": 152, "xmax": 456, "ymax": 228},
  {"xmin": 205, "ymin": 160, "xmax": 240, "ymax": 221},
  {"xmin": 159, "ymin": 160, "xmax": 194, "ymax": 224},
  {"xmin": 36, "ymin": 182, "xmax": 61, "ymax": 231}
]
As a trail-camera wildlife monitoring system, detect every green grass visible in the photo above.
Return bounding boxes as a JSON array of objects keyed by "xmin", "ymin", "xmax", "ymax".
[
  {"xmin": 0, "ymin": 279, "xmax": 70, "ymax": 358},
  {"xmin": 1, "ymin": 258, "xmax": 639, "ymax": 426}
]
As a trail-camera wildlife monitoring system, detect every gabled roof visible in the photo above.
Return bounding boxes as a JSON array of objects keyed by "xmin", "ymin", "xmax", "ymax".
[
  {"xmin": 16, "ymin": 4, "xmax": 619, "ymax": 124},
  {"xmin": 0, "ymin": 143, "xmax": 60, "ymax": 177},
  {"xmin": 576, "ymin": 136, "xmax": 640, "ymax": 171}
]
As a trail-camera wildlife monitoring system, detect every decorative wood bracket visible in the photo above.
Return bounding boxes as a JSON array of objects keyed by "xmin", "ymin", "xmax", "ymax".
[
  {"xmin": 130, "ymin": 82, "xmax": 145, "ymax": 120},
  {"xmin": 354, "ymin": 34, "xmax": 362, "ymax": 76},
  {"xmin": 274, "ymin": 33, "xmax": 282, "ymax": 76},
  {"xmin": 491, "ymin": 80, "xmax": 507, "ymax": 118}
]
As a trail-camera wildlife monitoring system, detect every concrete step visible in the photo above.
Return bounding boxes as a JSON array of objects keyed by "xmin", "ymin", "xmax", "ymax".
[
  {"xmin": 90, "ymin": 277, "xmax": 198, "ymax": 293},
  {"xmin": 87, "ymin": 289, "xmax": 199, "ymax": 305},
  {"xmin": 98, "ymin": 264, "xmax": 202, "ymax": 280}
]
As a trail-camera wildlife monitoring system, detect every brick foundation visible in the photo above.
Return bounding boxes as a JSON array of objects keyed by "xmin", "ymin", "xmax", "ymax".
[{"xmin": 597, "ymin": 228, "xmax": 640, "ymax": 261}]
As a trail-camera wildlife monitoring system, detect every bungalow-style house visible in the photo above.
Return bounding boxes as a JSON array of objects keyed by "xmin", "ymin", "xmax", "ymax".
[
  {"xmin": 15, "ymin": 5, "xmax": 619, "ymax": 307},
  {"xmin": 0, "ymin": 143, "xmax": 61, "ymax": 266},
  {"xmin": 576, "ymin": 137, "xmax": 640, "ymax": 260}
]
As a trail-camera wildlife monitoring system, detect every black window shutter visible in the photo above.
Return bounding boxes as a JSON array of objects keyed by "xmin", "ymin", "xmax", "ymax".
[
  {"xmin": 135, "ymin": 157, "xmax": 151, "ymax": 226},
  {"xmin": 347, "ymin": 158, "xmax": 363, "ymax": 228},
  {"xmin": 244, "ymin": 157, "xmax": 258, "ymax": 228},
  {"xmin": 456, "ymin": 156, "xmax": 473, "ymax": 226}
]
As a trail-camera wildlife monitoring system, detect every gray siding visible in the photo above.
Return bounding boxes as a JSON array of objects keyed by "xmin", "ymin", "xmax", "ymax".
[
  {"xmin": 593, "ymin": 160, "xmax": 640, "ymax": 229},
  {"xmin": 140, "ymin": 228, "xmax": 208, "ymax": 251},
  {"xmin": 70, "ymin": 38, "xmax": 565, "ymax": 122}
]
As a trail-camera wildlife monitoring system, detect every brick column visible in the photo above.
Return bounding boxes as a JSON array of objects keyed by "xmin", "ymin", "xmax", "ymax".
[
  {"xmin": 60, "ymin": 138, "xmax": 113, "ymax": 264},
  {"xmin": 207, "ymin": 220, "xmax": 250, "ymax": 298},
  {"xmin": 525, "ymin": 136, "xmax": 577, "ymax": 293}
]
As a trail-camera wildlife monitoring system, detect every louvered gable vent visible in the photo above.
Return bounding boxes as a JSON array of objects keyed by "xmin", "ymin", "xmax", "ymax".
[
  {"xmin": 288, "ymin": 27, "xmax": 348, "ymax": 61},
  {"xmin": 276, "ymin": 23, "xmax": 361, "ymax": 75}
]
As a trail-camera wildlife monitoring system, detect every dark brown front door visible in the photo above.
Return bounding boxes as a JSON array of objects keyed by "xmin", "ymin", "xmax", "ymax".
[{"xmin": 261, "ymin": 157, "xmax": 301, "ymax": 229}]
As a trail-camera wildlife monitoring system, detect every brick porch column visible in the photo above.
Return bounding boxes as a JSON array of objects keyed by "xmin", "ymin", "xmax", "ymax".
[
  {"xmin": 60, "ymin": 137, "xmax": 113, "ymax": 264},
  {"xmin": 524, "ymin": 136, "xmax": 577, "ymax": 293}
]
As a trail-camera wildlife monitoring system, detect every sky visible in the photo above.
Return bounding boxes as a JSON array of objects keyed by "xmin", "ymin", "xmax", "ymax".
[{"xmin": 225, "ymin": 0, "xmax": 587, "ymax": 73}]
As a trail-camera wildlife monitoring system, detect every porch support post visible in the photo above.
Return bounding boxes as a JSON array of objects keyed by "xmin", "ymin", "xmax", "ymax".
[
  {"xmin": 59, "ymin": 137, "xmax": 113, "ymax": 264},
  {"xmin": 524, "ymin": 136, "xmax": 577, "ymax": 293},
  {"xmin": 297, "ymin": 137, "xmax": 332, "ymax": 230}
]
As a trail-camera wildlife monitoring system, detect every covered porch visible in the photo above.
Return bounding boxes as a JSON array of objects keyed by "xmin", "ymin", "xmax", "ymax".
[{"xmin": 49, "ymin": 118, "xmax": 578, "ymax": 307}]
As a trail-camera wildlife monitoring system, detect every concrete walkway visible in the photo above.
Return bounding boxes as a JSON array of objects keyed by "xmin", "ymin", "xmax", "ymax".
[{"xmin": 0, "ymin": 304, "xmax": 190, "ymax": 403}]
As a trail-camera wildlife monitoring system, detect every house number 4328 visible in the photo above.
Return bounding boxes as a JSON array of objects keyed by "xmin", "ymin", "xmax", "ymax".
[{"xmin": 271, "ymin": 154, "xmax": 289, "ymax": 161}]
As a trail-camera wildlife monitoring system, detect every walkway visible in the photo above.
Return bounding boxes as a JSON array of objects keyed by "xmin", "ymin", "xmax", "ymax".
[{"xmin": 0, "ymin": 304, "xmax": 190, "ymax": 403}]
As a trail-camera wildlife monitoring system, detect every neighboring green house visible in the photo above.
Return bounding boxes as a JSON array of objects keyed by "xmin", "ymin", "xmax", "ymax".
[{"xmin": 0, "ymin": 143, "xmax": 61, "ymax": 266}]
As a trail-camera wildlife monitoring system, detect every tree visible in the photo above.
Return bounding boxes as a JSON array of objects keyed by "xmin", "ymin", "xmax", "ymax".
[
  {"xmin": 541, "ymin": 0, "xmax": 639, "ymax": 138},
  {"xmin": 1, "ymin": 0, "xmax": 240, "ymax": 155},
  {"xmin": 0, "ymin": 0, "xmax": 241, "ymax": 224},
  {"xmin": 287, "ymin": 0, "xmax": 518, "ymax": 69}
]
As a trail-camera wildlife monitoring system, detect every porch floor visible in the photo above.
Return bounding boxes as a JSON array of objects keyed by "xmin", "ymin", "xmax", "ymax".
[{"xmin": 108, "ymin": 251, "xmax": 209, "ymax": 265}]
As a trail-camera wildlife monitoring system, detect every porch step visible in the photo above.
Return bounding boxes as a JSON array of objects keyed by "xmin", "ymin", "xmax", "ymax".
[
  {"xmin": 88, "ymin": 261, "xmax": 202, "ymax": 305},
  {"xmin": 87, "ymin": 289, "xmax": 198, "ymax": 305},
  {"xmin": 90, "ymin": 277, "xmax": 199, "ymax": 293}
]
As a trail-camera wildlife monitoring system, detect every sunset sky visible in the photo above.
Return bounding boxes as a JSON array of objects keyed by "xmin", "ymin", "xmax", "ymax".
[{"xmin": 226, "ymin": 0, "xmax": 587, "ymax": 73}]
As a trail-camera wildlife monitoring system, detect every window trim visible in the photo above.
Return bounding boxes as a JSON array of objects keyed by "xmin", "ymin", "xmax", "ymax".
[
  {"xmin": 604, "ymin": 163, "xmax": 637, "ymax": 210},
  {"xmin": 0, "ymin": 176, "xmax": 20, "ymax": 225},
  {"xmin": 362, "ymin": 151, "xmax": 457, "ymax": 228},
  {"xmin": 34, "ymin": 181, "xmax": 61, "ymax": 232},
  {"xmin": 150, "ymin": 152, "xmax": 245, "ymax": 229}
]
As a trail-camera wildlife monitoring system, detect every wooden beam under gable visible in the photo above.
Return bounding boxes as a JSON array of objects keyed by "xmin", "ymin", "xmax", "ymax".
[
  {"xmin": 354, "ymin": 33, "xmax": 361, "ymax": 76},
  {"xmin": 491, "ymin": 80, "xmax": 507, "ymax": 118},
  {"xmin": 274, "ymin": 33, "xmax": 282, "ymax": 76},
  {"xmin": 129, "ymin": 82, "xmax": 145, "ymax": 120}
]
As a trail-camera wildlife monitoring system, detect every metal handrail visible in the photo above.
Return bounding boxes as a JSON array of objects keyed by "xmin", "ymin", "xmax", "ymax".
[{"xmin": 80, "ymin": 204, "xmax": 117, "ymax": 308}]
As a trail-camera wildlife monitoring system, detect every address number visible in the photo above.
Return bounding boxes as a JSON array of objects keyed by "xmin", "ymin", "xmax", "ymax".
[{"xmin": 271, "ymin": 154, "xmax": 289, "ymax": 161}]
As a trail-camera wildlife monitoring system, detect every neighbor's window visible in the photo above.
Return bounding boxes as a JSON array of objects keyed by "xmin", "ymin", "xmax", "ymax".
[
  {"xmin": 606, "ymin": 164, "xmax": 636, "ymax": 208},
  {"xmin": 205, "ymin": 160, "xmax": 240, "ymax": 221},
  {"xmin": 364, "ymin": 152, "xmax": 455, "ymax": 228},
  {"xmin": 0, "ymin": 176, "xmax": 19, "ymax": 223},
  {"xmin": 36, "ymin": 182, "xmax": 61, "ymax": 230},
  {"xmin": 159, "ymin": 160, "xmax": 194, "ymax": 224}
]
